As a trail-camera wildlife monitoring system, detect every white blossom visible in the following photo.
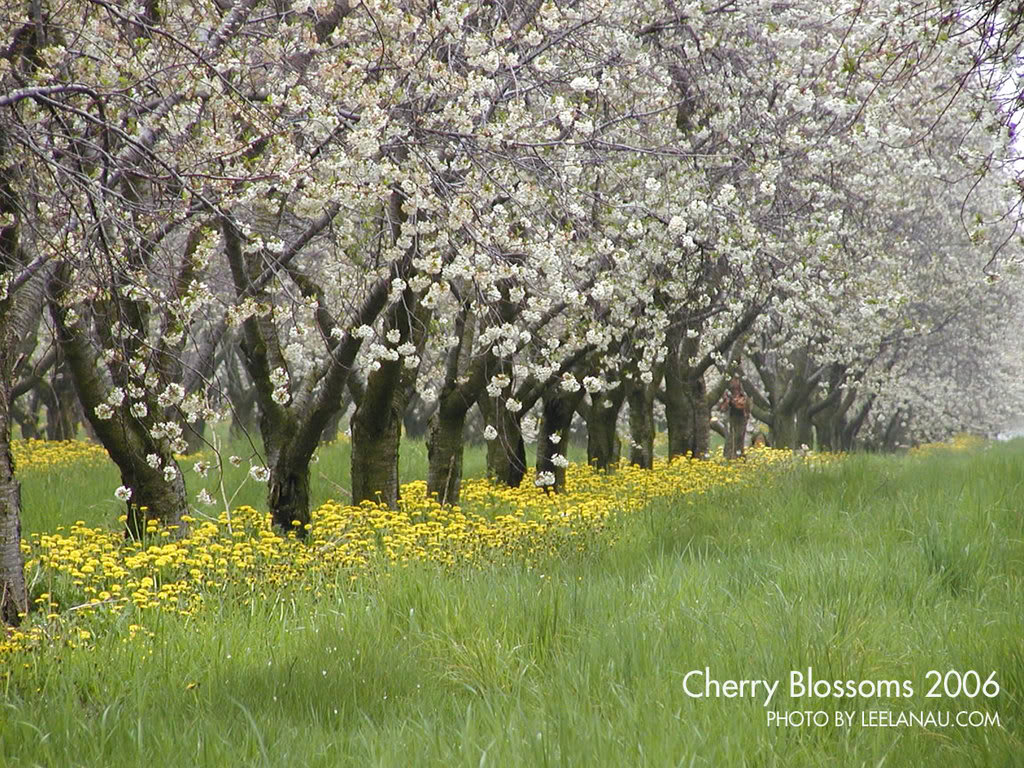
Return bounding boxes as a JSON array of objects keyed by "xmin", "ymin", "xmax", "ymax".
[
  {"xmin": 569, "ymin": 75, "xmax": 599, "ymax": 92},
  {"xmin": 487, "ymin": 374, "xmax": 511, "ymax": 398},
  {"xmin": 560, "ymin": 373, "xmax": 581, "ymax": 392},
  {"xmin": 535, "ymin": 471, "xmax": 555, "ymax": 487}
]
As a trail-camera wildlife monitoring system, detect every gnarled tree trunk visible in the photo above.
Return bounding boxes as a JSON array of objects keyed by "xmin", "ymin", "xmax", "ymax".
[
  {"xmin": 0, "ymin": 311, "xmax": 27, "ymax": 626},
  {"xmin": 427, "ymin": 405, "xmax": 468, "ymax": 506},
  {"xmin": 350, "ymin": 291, "xmax": 425, "ymax": 508},
  {"xmin": 582, "ymin": 385, "xmax": 624, "ymax": 471},
  {"xmin": 626, "ymin": 376, "xmax": 657, "ymax": 469},
  {"xmin": 479, "ymin": 392, "xmax": 527, "ymax": 487},
  {"xmin": 49, "ymin": 263, "xmax": 189, "ymax": 539},
  {"xmin": 1, "ymin": 127, "xmax": 29, "ymax": 624},
  {"xmin": 535, "ymin": 386, "xmax": 585, "ymax": 493}
]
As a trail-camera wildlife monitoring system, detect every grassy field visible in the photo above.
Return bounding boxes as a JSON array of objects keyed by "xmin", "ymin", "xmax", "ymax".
[{"xmin": 1, "ymin": 438, "xmax": 1022, "ymax": 766}]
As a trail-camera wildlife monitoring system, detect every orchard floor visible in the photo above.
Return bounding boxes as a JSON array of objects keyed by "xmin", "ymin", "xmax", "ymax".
[{"xmin": 1, "ymin": 438, "xmax": 1022, "ymax": 767}]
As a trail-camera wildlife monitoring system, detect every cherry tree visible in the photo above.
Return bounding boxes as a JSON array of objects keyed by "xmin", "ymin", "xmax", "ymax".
[{"xmin": 0, "ymin": 126, "xmax": 35, "ymax": 624}]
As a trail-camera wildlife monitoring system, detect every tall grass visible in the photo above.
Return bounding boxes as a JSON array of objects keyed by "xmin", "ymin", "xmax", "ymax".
[{"xmin": 3, "ymin": 442, "xmax": 1022, "ymax": 766}]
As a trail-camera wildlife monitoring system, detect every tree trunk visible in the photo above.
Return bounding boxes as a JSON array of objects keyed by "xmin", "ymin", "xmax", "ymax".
[
  {"xmin": 267, "ymin": 451, "xmax": 312, "ymax": 533},
  {"xmin": 666, "ymin": 371, "xmax": 710, "ymax": 460},
  {"xmin": 796, "ymin": 403, "xmax": 814, "ymax": 450},
  {"xmin": 49, "ymin": 265, "xmax": 189, "ymax": 537},
  {"xmin": 0, "ymin": 327, "xmax": 28, "ymax": 626},
  {"xmin": 0, "ymin": 127, "xmax": 29, "ymax": 623},
  {"xmin": 584, "ymin": 387, "xmax": 624, "ymax": 471},
  {"xmin": 12, "ymin": 393, "xmax": 40, "ymax": 440},
  {"xmin": 690, "ymin": 374, "xmax": 711, "ymax": 458},
  {"xmin": 480, "ymin": 394, "xmax": 527, "ymax": 487},
  {"xmin": 771, "ymin": 407, "xmax": 798, "ymax": 450},
  {"xmin": 814, "ymin": 415, "xmax": 835, "ymax": 451},
  {"xmin": 536, "ymin": 387, "xmax": 584, "ymax": 493},
  {"xmin": 664, "ymin": 327, "xmax": 711, "ymax": 461},
  {"xmin": 120, "ymin": 461, "xmax": 190, "ymax": 540},
  {"xmin": 350, "ymin": 370, "xmax": 405, "ymax": 508},
  {"xmin": 626, "ymin": 378, "xmax": 655, "ymax": 469},
  {"xmin": 0, "ymin": 125, "xmax": 28, "ymax": 623},
  {"xmin": 427, "ymin": 405, "xmax": 467, "ymax": 506},
  {"xmin": 44, "ymin": 360, "xmax": 78, "ymax": 441},
  {"xmin": 350, "ymin": 289, "xmax": 425, "ymax": 508},
  {"xmin": 425, "ymin": 308, "xmax": 479, "ymax": 506},
  {"xmin": 663, "ymin": 326, "xmax": 689, "ymax": 459}
]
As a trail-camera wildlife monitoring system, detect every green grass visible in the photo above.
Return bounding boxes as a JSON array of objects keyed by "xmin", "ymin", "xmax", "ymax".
[{"xmin": 3, "ymin": 442, "xmax": 1023, "ymax": 766}]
